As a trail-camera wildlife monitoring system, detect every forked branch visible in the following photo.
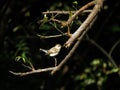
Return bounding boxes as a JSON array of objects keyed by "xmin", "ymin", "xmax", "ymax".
[{"xmin": 10, "ymin": 0, "xmax": 104, "ymax": 76}]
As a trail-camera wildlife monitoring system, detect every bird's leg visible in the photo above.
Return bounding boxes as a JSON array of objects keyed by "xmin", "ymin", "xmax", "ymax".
[{"xmin": 53, "ymin": 57, "xmax": 57, "ymax": 66}]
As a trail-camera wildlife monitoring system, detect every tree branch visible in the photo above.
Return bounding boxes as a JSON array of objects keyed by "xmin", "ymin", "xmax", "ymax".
[
  {"xmin": 37, "ymin": 33, "xmax": 67, "ymax": 39},
  {"xmin": 10, "ymin": 0, "xmax": 105, "ymax": 76},
  {"xmin": 9, "ymin": 67, "xmax": 57, "ymax": 76},
  {"xmin": 42, "ymin": 10, "xmax": 92, "ymax": 15},
  {"xmin": 64, "ymin": 1, "xmax": 95, "ymax": 27},
  {"xmin": 109, "ymin": 39, "xmax": 120, "ymax": 56},
  {"xmin": 51, "ymin": 16, "xmax": 97, "ymax": 75},
  {"xmin": 64, "ymin": 0, "xmax": 103, "ymax": 48},
  {"xmin": 87, "ymin": 38, "xmax": 120, "ymax": 76}
]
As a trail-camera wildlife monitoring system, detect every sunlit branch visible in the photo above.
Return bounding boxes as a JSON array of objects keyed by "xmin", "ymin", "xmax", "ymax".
[
  {"xmin": 9, "ymin": 67, "xmax": 57, "ymax": 76},
  {"xmin": 42, "ymin": 10, "xmax": 92, "ymax": 15}
]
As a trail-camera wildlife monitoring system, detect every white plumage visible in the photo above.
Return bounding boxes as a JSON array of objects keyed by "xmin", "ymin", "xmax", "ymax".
[{"xmin": 40, "ymin": 44, "xmax": 61, "ymax": 57}]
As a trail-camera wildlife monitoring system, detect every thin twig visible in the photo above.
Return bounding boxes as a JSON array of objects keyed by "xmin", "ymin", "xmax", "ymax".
[
  {"xmin": 49, "ymin": 21, "xmax": 66, "ymax": 35},
  {"xmin": 37, "ymin": 33, "xmax": 67, "ymax": 39},
  {"xmin": 22, "ymin": 64, "xmax": 33, "ymax": 70},
  {"xmin": 87, "ymin": 38, "xmax": 120, "ymax": 76},
  {"xmin": 109, "ymin": 39, "xmax": 120, "ymax": 56},
  {"xmin": 88, "ymin": 38, "xmax": 118, "ymax": 68},
  {"xmin": 9, "ymin": 67, "xmax": 57, "ymax": 76},
  {"xmin": 50, "ymin": 18, "xmax": 63, "ymax": 24}
]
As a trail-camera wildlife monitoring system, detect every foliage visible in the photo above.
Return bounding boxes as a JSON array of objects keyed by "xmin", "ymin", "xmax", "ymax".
[{"xmin": 73, "ymin": 59, "xmax": 119, "ymax": 90}]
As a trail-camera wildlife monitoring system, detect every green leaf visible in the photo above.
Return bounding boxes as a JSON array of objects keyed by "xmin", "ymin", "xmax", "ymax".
[
  {"xmin": 42, "ymin": 14, "xmax": 48, "ymax": 23},
  {"xmin": 84, "ymin": 68, "xmax": 91, "ymax": 73},
  {"xmin": 84, "ymin": 78, "xmax": 95, "ymax": 85},
  {"xmin": 73, "ymin": 1, "xmax": 78, "ymax": 5},
  {"xmin": 24, "ymin": 11, "xmax": 30, "ymax": 17},
  {"xmin": 15, "ymin": 56, "xmax": 22, "ymax": 61},
  {"xmin": 110, "ymin": 25, "xmax": 120, "ymax": 32},
  {"xmin": 97, "ymin": 77, "xmax": 106, "ymax": 86},
  {"xmin": 79, "ymin": 74, "xmax": 87, "ymax": 80},
  {"xmin": 111, "ymin": 68, "xmax": 119, "ymax": 73},
  {"xmin": 39, "ymin": 24, "xmax": 52, "ymax": 30},
  {"xmin": 13, "ymin": 25, "xmax": 22, "ymax": 32},
  {"xmin": 90, "ymin": 59, "xmax": 100, "ymax": 66}
]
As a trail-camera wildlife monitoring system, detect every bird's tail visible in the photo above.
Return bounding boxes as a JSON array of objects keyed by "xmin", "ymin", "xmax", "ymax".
[{"xmin": 40, "ymin": 48, "xmax": 48, "ymax": 53}]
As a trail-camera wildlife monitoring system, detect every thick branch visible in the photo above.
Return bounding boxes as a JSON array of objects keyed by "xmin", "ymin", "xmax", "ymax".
[
  {"xmin": 10, "ymin": 0, "xmax": 104, "ymax": 76},
  {"xmin": 64, "ymin": 0, "xmax": 103, "ymax": 48},
  {"xmin": 65, "ymin": 1, "xmax": 95, "ymax": 27},
  {"xmin": 51, "ymin": 16, "xmax": 97, "ymax": 75}
]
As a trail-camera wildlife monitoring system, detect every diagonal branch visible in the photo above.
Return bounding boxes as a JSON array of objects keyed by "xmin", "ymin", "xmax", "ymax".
[
  {"xmin": 10, "ymin": 0, "xmax": 104, "ymax": 76},
  {"xmin": 64, "ymin": 1, "xmax": 95, "ymax": 27},
  {"xmin": 51, "ymin": 16, "xmax": 97, "ymax": 75},
  {"xmin": 87, "ymin": 38, "xmax": 120, "ymax": 76},
  {"xmin": 109, "ymin": 39, "xmax": 120, "ymax": 56},
  {"xmin": 51, "ymin": 0, "xmax": 104, "ymax": 75},
  {"xmin": 64, "ymin": 0, "xmax": 103, "ymax": 48}
]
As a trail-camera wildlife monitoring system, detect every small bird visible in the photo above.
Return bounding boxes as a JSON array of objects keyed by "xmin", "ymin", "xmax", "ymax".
[{"xmin": 40, "ymin": 44, "xmax": 61, "ymax": 57}]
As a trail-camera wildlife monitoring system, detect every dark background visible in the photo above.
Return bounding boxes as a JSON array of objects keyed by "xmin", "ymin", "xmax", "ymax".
[{"xmin": 0, "ymin": 0, "xmax": 120, "ymax": 90}]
